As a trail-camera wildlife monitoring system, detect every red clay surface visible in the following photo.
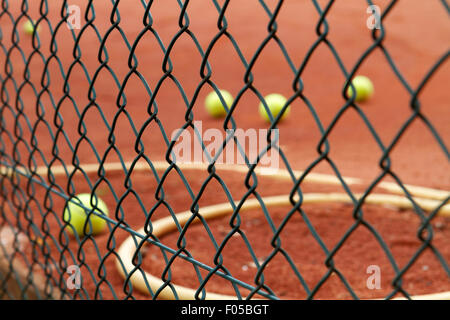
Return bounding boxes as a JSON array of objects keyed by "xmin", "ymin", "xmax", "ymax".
[{"xmin": 0, "ymin": 0, "xmax": 449, "ymax": 299}]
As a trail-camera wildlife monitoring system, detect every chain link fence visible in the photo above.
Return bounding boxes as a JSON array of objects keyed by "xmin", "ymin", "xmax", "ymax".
[{"xmin": 0, "ymin": 0, "xmax": 449, "ymax": 300}]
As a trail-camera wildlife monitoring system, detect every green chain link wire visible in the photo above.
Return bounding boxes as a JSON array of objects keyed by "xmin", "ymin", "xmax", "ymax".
[{"xmin": 0, "ymin": 0, "xmax": 448, "ymax": 300}]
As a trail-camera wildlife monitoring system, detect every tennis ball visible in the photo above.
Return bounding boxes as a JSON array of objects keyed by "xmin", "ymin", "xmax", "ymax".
[
  {"xmin": 347, "ymin": 75, "xmax": 374, "ymax": 102},
  {"xmin": 23, "ymin": 20, "xmax": 40, "ymax": 35},
  {"xmin": 205, "ymin": 90, "xmax": 234, "ymax": 118},
  {"xmin": 259, "ymin": 93, "xmax": 290, "ymax": 123},
  {"xmin": 64, "ymin": 193, "xmax": 109, "ymax": 237}
]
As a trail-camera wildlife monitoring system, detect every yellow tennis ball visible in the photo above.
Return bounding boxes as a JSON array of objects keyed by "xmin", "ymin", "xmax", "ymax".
[
  {"xmin": 23, "ymin": 20, "xmax": 40, "ymax": 35},
  {"xmin": 205, "ymin": 90, "xmax": 234, "ymax": 118},
  {"xmin": 64, "ymin": 193, "xmax": 109, "ymax": 237},
  {"xmin": 259, "ymin": 93, "xmax": 290, "ymax": 123},
  {"xmin": 347, "ymin": 75, "xmax": 374, "ymax": 102}
]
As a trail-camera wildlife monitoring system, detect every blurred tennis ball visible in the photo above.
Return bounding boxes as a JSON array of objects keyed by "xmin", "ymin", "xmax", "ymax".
[
  {"xmin": 64, "ymin": 193, "xmax": 109, "ymax": 237},
  {"xmin": 205, "ymin": 89, "xmax": 233, "ymax": 118},
  {"xmin": 259, "ymin": 93, "xmax": 290, "ymax": 123},
  {"xmin": 347, "ymin": 75, "xmax": 374, "ymax": 102},
  {"xmin": 23, "ymin": 20, "xmax": 40, "ymax": 35}
]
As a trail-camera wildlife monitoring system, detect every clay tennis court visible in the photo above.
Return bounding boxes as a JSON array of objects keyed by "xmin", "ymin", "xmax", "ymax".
[{"xmin": 0, "ymin": 1, "xmax": 449, "ymax": 300}]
